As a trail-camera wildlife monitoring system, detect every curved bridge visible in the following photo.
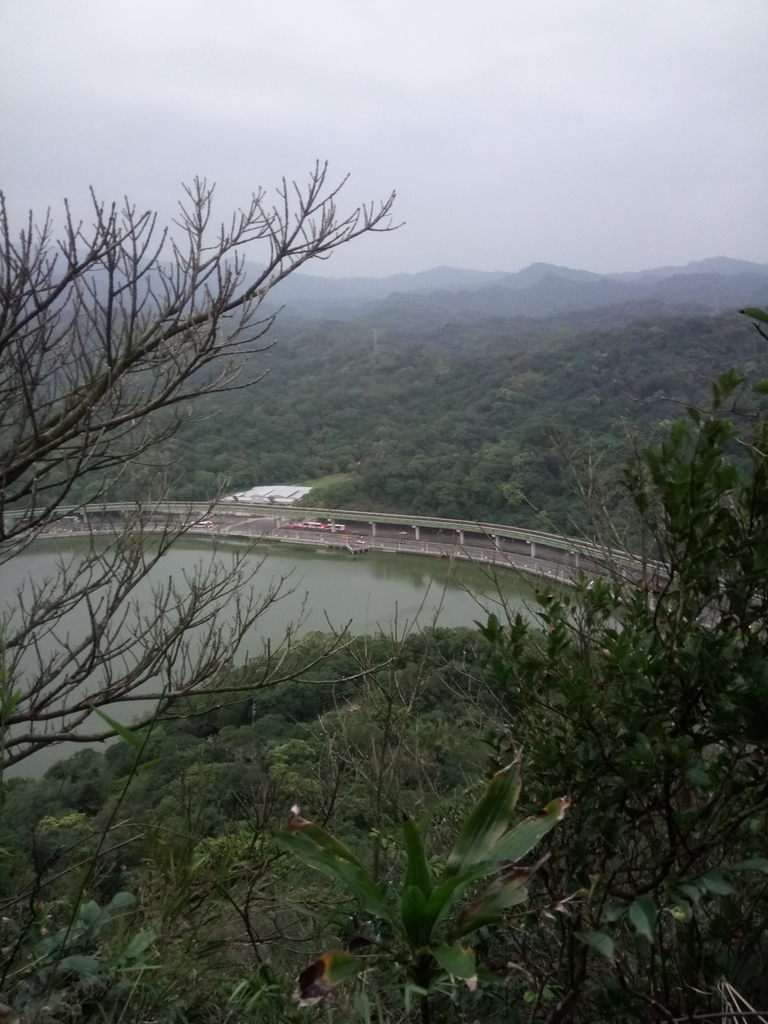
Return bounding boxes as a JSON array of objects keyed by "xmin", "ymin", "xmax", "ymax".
[{"xmin": 27, "ymin": 501, "xmax": 650, "ymax": 587}]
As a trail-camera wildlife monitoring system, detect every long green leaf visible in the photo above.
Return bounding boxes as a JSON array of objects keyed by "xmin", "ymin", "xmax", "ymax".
[
  {"xmin": 457, "ymin": 886, "xmax": 528, "ymax": 938},
  {"xmin": 107, "ymin": 891, "xmax": 136, "ymax": 912},
  {"xmin": 401, "ymin": 884, "xmax": 429, "ymax": 949},
  {"xmin": 403, "ymin": 819, "xmax": 432, "ymax": 897},
  {"xmin": 419, "ymin": 863, "xmax": 492, "ymax": 942},
  {"xmin": 629, "ymin": 896, "xmax": 656, "ymax": 942},
  {"xmin": 489, "ymin": 796, "xmax": 569, "ymax": 864},
  {"xmin": 730, "ymin": 859, "xmax": 768, "ymax": 874},
  {"xmin": 432, "ymin": 942, "xmax": 477, "ymax": 989},
  {"xmin": 285, "ymin": 812, "xmax": 366, "ymax": 869},
  {"xmin": 0, "ymin": 689, "xmax": 22, "ymax": 720},
  {"xmin": 741, "ymin": 306, "xmax": 768, "ymax": 325},
  {"xmin": 701, "ymin": 871, "xmax": 734, "ymax": 896},
  {"xmin": 420, "ymin": 871, "xmax": 471, "ymax": 938},
  {"xmin": 443, "ymin": 760, "xmax": 521, "ymax": 877},
  {"xmin": 455, "ymin": 863, "xmax": 541, "ymax": 937},
  {"xmin": 58, "ymin": 955, "xmax": 101, "ymax": 977},
  {"xmin": 275, "ymin": 830, "xmax": 392, "ymax": 923},
  {"xmin": 90, "ymin": 706, "xmax": 141, "ymax": 747}
]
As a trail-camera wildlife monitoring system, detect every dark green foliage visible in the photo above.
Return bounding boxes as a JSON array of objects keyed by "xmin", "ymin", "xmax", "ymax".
[
  {"xmin": 118, "ymin": 306, "xmax": 765, "ymax": 534},
  {"xmin": 7, "ymin": 892, "xmax": 156, "ymax": 1023},
  {"xmin": 4, "ymin": 311, "xmax": 768, "ymax": 1022},
  {"xmin": 474, "ymin": 374, "xmax": 768, "ymax": 1018},
  {"xmin": 45, "ymin": 749, "xmax": 110, "ymax": 815},
  {"xmin": 275, "ymin": 759, "xmax": 564, "ymax": 1012}
]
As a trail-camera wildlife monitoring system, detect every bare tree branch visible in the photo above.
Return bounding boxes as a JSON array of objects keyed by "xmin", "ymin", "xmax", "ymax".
[{"xmin": 0, "ymin": 167, "xmax": 397, "ymax": 770}]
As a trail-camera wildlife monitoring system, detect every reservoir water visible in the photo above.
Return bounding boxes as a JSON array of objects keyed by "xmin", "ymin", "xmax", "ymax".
[{"xmin": 2, "ymin": 537, "xmax": 539, "ymax": 778}]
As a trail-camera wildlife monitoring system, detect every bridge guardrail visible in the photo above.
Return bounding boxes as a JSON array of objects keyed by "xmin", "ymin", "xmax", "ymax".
[{"xmin": 3, "ymin": 500, "xmax": 665, "ymax": 579}]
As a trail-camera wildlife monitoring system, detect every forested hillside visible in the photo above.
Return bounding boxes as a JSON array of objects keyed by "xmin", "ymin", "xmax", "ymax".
[
  {"xmin": 5, "ymin": 294, "xmax": 768, "ymax": 1022},
  {"xmin": 4, "ymin": 1, "xmax": 767, "ymax": 1019},
  {"xmin": 5, "ymin": 366, "xmax": 768, "ymax": 1021},
  {"xmin": 4, "ymin": 208, "xmax": 768, "ymax": 1023},
  {"xmin": 159, "ymin": 306, "xmax": 764, "ymax": 533}
]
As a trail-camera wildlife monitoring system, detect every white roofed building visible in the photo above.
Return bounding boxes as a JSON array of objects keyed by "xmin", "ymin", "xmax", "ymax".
[{"xmin": 225, "ymin": 485, "xmax": 312, "ymax": 506}]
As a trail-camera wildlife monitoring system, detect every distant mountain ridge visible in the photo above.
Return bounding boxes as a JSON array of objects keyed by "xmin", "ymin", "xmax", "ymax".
[
  {"xmin": 608, "ymin": 256, "xmax": 768, "ymax": 282},
  {"xmin": 347, "ymin": 271, "xmax": 768, "ymax": 329},
  {"xmin": 250, "ymin": 256, "xmax": 768, "ymax": 319}
]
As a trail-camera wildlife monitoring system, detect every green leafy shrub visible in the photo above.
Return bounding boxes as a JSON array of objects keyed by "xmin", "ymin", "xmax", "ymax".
[
  {"xmin": 474, "ymin": 357, "xmax": 768, "ymax": 1019},
  {"xmin": 276, "ymin": 759, "xmax": 568, "ymax": 1018}
]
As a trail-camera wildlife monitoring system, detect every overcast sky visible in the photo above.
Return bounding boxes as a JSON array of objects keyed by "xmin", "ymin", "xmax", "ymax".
[{"xmin": 1, "ymin": 1, "xmax": 766, "ymax": 277}]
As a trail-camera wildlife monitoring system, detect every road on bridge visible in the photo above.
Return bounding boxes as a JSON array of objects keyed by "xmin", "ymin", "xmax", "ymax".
[{"xmin": 32, "ymin": 510, "xmax": 591, "ymax": 587}]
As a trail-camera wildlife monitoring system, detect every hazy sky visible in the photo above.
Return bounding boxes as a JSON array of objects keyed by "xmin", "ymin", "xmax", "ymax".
[{"xmin": 2, "ymin": 1, "xmax": 766, "ymax": 277}]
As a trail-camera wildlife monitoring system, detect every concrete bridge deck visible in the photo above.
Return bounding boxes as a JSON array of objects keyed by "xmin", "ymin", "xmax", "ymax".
[{"xmin": 10, "ymin": 500, "xmax": 651, "ymax": 587}]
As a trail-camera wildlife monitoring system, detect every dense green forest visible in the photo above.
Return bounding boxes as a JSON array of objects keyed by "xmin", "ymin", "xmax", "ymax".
[
  {"xmin": 145, "ymin": 306, "xmax": 765, "ymax": 534},
  {"xmin": 4, "ymin": 344, "xmax": 768, "ymax": 1021},
  {"xmin": 4, "ymin": 76, "xmax": 766, "ymax": 1020},
  {"xmin": 4, "ymin": 301, "xmax": 768, "ymax": 1023}
]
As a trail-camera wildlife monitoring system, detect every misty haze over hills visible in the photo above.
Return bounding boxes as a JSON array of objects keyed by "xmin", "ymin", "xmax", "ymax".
[{"xmin": 254, "ymin": 256, "xmax": 768, "ymax": 322}]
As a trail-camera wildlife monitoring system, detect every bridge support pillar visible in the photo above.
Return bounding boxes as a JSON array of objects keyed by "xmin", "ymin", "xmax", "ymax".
[
  {"xmin": 458, "ymin": 529, "xmax": 465, "ymax": 545},
  {"xmin": 493, "ymin": 535, "xmax": 501, "ymax": 551},
  {"xmin": 371, "ymin": 522, "xmax": 377, "ymax": 537},
  {"xmin": 573, "ymin": 550, "xmax": 580, "ymax": 568},
  {"xmin": 414, "ymin": 525, "xmax": 420, "ymax": 541},
  {"xmin": 530, "ymin": 541, "xmax": 537, "ymax": 558}
]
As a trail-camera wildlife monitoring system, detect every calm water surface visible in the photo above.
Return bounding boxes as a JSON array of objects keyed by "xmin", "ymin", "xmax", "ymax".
[{"xmin": 2, "ymin": 537, "xmax": 539, "ymax": 777}]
